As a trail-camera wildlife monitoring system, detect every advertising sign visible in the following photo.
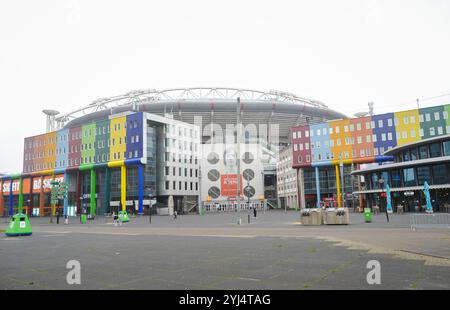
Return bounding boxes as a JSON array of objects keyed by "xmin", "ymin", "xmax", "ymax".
[
  {"xmin": 32, "ymin": 175, "xmax": 65, "ymax": 193},
  {"xmin": 2, "ymin": 180, "xmax": 11, "ymax": 194},
  {"xmin": 220, "ymin": 174, "xmax": 243, "ymax": 197}
]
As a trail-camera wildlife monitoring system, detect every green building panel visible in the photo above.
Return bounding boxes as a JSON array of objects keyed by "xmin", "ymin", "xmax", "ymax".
[
  {"xmin": 444, "ymin": 104, "xmax": 450, "ymax": 129},
  {"xmin": 419, "ymin": 105, "xmax": 446, "ymax": 139},
  {"xmin": 95, "ymin": 119, "xmax": 110, "ymax": 163},
  {"xmin": 81, "ymin": 123, "xmax": 96, "ymax": 164}
]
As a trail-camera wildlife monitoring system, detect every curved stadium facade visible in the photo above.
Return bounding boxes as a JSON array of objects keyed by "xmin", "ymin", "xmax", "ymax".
[{"xmin": 0, "ymin": 88, "xmax": 345, "ymax": 217}]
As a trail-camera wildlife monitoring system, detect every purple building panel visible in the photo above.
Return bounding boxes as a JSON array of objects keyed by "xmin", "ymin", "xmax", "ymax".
[
  {"xmin": 68, "ymin": 126, "xmax": 82, "ymax": 168},
  {"xmin": 291, "ymin": 125, "xmax": 312, "ymax": 168},
  {"xmin": 371, "ymin": 113, "xmax": 397, "ymax": 156}
]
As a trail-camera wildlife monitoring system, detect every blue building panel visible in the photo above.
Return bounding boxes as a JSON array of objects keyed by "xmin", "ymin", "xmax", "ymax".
[
  {"xmin": 56, "ymin": 128, "xmax": 69, "ymax": 169},
  {"xmin": 371, "ymin": 113, "xmax": 397, "ymax": 156},
  {"xmin": 310, "ymin": 123, "xmax": 331, "ymax": 163},
  {"xmin": 126, "ymin": 112, "xmax": 144, "ymax": 160}
]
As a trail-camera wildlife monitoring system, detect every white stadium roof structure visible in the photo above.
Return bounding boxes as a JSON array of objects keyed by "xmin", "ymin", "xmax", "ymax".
[{"xmin": 51, "ymin": 87, "xmax": 347, "ymax": 144}]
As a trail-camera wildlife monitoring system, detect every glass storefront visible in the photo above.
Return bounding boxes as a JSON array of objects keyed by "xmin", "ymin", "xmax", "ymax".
[
  {"xmin": 432, "ymin": 164, "xmax": 448, "ymax": 184},
  {"xmin": 429, "ymin": 142, "xmax": 442, "ymax": 158},
  {"xmin": 356, "ymin": 138, "xmax": 450, "ymax": 212},
  {"xmin": 417, "ymin": 166, "xmax": 431, "ymax": 185},
  {"xmin": 402, "ymin": 168, "xmax": 416, "ymax": 187}
]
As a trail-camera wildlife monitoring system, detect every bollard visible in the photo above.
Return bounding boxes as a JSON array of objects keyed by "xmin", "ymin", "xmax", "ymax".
[
  {"xmin": 248, "ymin": 214, "xmax": 250, "ymax": 224},
  {"xmin": 238, "ymin": 217, "xmax": 242, "ymax": 225}
]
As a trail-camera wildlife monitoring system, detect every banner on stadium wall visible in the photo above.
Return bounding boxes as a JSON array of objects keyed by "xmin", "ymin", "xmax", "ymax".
[
  {"xmin": 22, "ymin": 178, "xmax": 31, "ymax": 194},
  {"xmin": 12, "ymin": 179, "xmax": 31, "ymax": 195},
  {"xmin": 220, "ymin": 174, "xmax": 243, "ymax": 197},
  {"xmin": 1, "ymin": 179, "xmax": 31, "ymax": 195},
  {"xmin": 2, "ymin": 180, "xmax": 11, "ymax": 194},
  {"xmin": 32, "ymin": 174, "xmax": 65, "ymax": 193}
]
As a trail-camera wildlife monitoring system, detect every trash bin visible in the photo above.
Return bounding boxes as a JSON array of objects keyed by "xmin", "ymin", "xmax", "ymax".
[
  {"xmin": 81, "ymin": 213, "xmax": 87, "ymax": 224},
  {"xmin": 364, "ymin": 208, "xmax": 372, "ymax": 223}
]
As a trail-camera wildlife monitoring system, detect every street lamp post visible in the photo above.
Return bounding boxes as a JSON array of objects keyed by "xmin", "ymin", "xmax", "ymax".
[{"xmin": 79, "ymin": 196, "xmax": 83, "ymax": 223}]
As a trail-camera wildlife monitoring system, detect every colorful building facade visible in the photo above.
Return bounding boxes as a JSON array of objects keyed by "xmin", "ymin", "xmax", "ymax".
[
  {"xmin": 291, "ymin": 103, "xmax": 450, "ymax": 208},
  {"xmin": 1, "ymin": 111, "xmax": 201, "ymax": 217}
]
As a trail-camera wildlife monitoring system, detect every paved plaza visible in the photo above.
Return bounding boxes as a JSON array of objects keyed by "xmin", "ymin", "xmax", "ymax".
[{"xmin": 0, "ymin": 210, "xmax": 449, "ymax": 290}]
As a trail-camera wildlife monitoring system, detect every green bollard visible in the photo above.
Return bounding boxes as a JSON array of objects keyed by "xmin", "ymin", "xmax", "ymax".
[{"xmin": 81, "ymin": 213, "xmax": 87, "ymax": 224}]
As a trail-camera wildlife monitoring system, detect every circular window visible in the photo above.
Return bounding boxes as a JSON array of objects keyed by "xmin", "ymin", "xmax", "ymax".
[
  {"xmin": 244, "ymin": 185, "xmax": 255, "ymax": 198},
  {"xmin": 207, "ymin": 152, "xmax": 220, "ymax": 165},
  {"xmin": 223, "ymin": 149, "xmax": 237, "ymax": 166},
  {"xmin": 242, "ymin": 152, "xmax": 254, "ymax": 164},
  {"xmin": 243, "ymin": 168, "xmax": 255, "ymax": 181},
  {"xmin": 208, "ymin": 186, "xmax": 221, "ymax": 199},
  {"xmin": 207, "ymin": 169, "xmax": 220, "ymax": 182}
]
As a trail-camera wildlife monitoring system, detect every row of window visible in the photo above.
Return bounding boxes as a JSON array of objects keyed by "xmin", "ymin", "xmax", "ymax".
[
  {"xmin": 166, "ymin": 125, "xmax": 198, "ymax": 139},
  {"xmin": 164, "ymin": 138, "xmax": 197, "ymax": 152},
  {"xmin": 364, "ymin": 164, "xmax": 450, "ymax": 190},
  {"xmin": 295, "ymin": 127, "xmax": 450, "ymax": 152},
  {"xmin": 297, "ymin": 146, "xmax": 392, "ymax": 163},
  {"xmin": 24, "ymin": 149, "xmax": 141, "ymax": 172},
  {"xmin": 24, "ymin": 135, "xmax": 142, "ymax": 161},
  {"xmin": 24, "ymin": 120, "xmax": 140, "ymax": 150},
  {"xmin": 164, "ymin": 152, "xmax": 198, "ymax": 165},
  {"xmin": 164, "ymin": 166, "xmax": 198, "ymax": 178},
  {"xmin": 394, "ymin": 141, "xmax": 450, "ymax": 163},
  {"xmin": 165, "ymin": 181, "xmax": 199, "ymax": 191},
  {"xmin": 293, "ymin": 111, "xmax": 449, "ymax": 140}
]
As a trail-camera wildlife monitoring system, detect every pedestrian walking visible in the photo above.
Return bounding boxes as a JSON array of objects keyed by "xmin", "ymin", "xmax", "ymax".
[
  {"xmin": 174, "ymin": 210, "xmax": 178, "ymax": 220},
  {"xmin": 134, "ymin": 200, "xmax": 138, "ymax": 215},
  {"xmin": 113, "ymin": 211, "xmax": 118, "ymax": 227},
  {"xmin": 253, "ymin": 206, "xmax": 257, "ymax": 218}
]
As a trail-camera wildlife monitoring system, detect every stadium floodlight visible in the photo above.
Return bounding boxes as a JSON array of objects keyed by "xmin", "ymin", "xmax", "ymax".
[{"xmin": 42, "ymin": 109, "xmax": 60, "ymax": 133}]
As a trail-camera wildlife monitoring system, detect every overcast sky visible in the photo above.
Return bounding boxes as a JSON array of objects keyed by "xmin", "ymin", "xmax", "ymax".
[{"xmin": 1, "ymin": 0, "xmax": 450, "ymax": 173}]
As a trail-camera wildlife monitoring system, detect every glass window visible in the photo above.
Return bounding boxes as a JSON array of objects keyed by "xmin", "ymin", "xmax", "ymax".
[
  {"xmin": 432, "ymin": 164, "xmax": 448, "ymax": 184},
  {"xmin": 417, "ymin": 166, "xmax": 431, "ymax": 185},
  {"xmin": 403, "ymin": 168, "xmax": 416, "ymax": 187},
  {"xmin": 390, "ymin": 170, "xmax": 402, "ymax": 187},
  {"xmin": 381, "ymin": 171, "xmax": 389, "ymax": 188},
  {"xmin": 371, "ymin": 173, "xmax": 379, "ymax": 189},
  {"xmin": 410, "ymin": 147, "xmax": 418, "ymax": 161},
  {"xmin": 429, "ymin": 143, "xmax": 442, "ymax": 158},
  {"xmin": 443, "ymin": 141, "xmax": 450, "ymax": 156},
  {"xmin": 402, "ymin": 150, "xmax": 410, "ymax": 161},
  {"xmin": 419, "ymin": 145, "xmax": 429, "ymax": 159}
]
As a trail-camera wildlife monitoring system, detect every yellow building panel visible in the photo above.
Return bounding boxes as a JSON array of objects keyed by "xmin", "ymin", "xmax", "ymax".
[
  {"xmin": 328, "ymin": 119, "xmax": 352, "ymax": 164},
  {"xmin": 110, "ymin": 116, "xmax": 127, "ymax": 161},
  {"xmin": 394, "ymin": 109, "xmax": 420, "ymax": 146},
  {"xmin": 43, "ymin": 132, "xmax": 56, "ymax": 170}
]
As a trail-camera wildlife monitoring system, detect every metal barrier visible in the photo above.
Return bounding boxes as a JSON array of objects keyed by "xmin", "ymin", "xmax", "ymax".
[
  {"xmin": 410, "ymin": 213, "xmax": 450, "ymax": 231},
  {"xmin": 203, "ymin": 201, "xmax": 267, "ymax": 213}
]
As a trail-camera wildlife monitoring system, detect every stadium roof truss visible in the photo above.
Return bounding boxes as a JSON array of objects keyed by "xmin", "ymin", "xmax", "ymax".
[{"xmin": 53, "ymin": 87, "xmax": 330, "ymax": 129}]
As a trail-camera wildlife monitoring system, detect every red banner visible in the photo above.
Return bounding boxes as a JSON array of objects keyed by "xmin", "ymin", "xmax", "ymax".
[
  {"xmin": 2, "ymin": 181, "xmax": 11, "ymax": 194},
  {"xmin": 32, "ymin": 175, "xmax": 65, "ymax": 193},
  {"xmin": 220, "ymin": 174, "xmax": 243, "ymax": 197}
]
